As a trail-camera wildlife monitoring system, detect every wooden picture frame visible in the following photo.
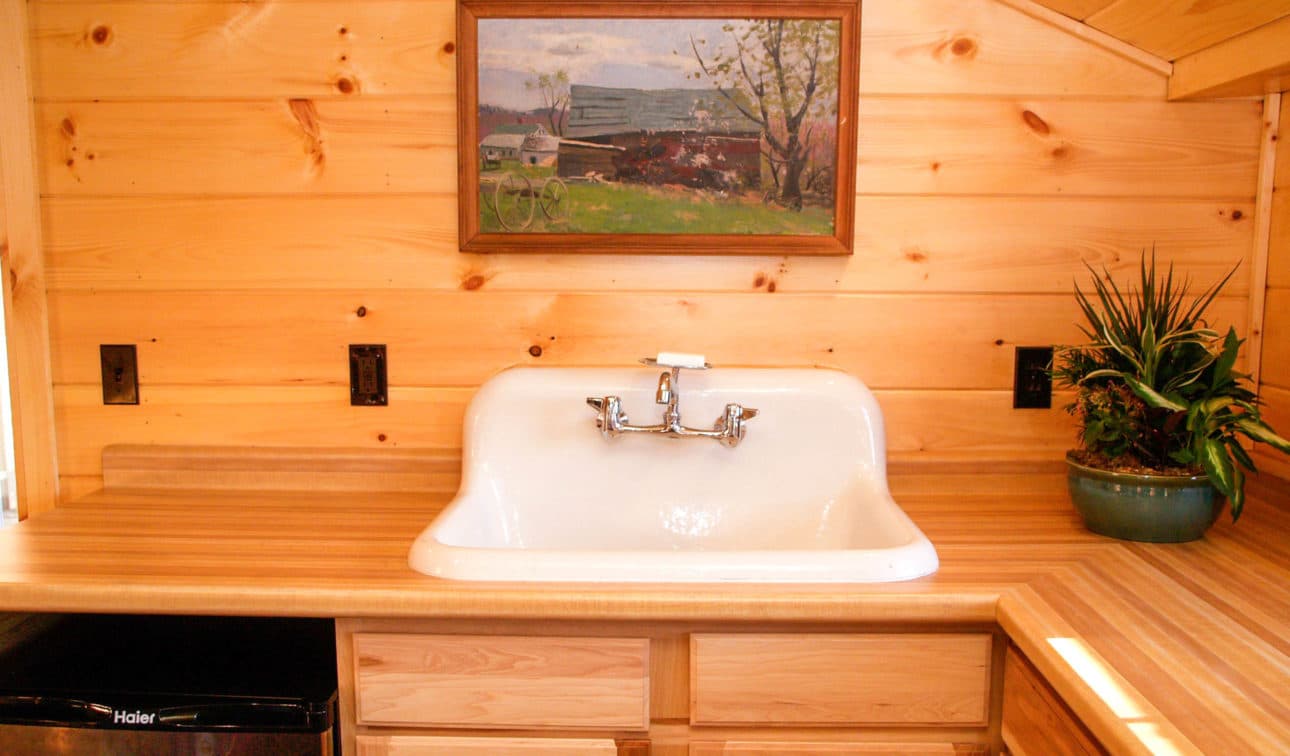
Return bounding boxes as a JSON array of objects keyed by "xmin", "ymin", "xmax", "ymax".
[{"xmin": 457, "ymin": 0, "xmax": 860, "ymax": 256}]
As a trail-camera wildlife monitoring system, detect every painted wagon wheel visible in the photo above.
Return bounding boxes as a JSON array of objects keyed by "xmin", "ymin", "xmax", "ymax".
[
  {"xmin": 538, "ymin": 177, "xmax": 571, "ymax": 222},
  {"xmin": 493, "ymin": 173, "xmax": 535, "ymax": 231}
]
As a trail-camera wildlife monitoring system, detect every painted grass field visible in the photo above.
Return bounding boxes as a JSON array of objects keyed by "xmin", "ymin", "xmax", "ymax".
[{"xmin": 478, "ymin": 165, "xmax": 834, "ymax": 236}]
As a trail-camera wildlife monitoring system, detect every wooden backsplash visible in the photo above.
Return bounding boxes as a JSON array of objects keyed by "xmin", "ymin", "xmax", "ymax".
[{"xmin": 26, "ymin": 0, "xmax": 1266, "ymax": 502}]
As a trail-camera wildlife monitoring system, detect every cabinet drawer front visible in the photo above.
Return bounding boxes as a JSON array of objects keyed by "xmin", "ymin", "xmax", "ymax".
[
  {"xmin": 1001, "ymin": 645, "xmax": 1106, "ymax": 756},
  {"xmin": 690, "ymin": 634, "xmax": 991, "ymax": 726},
  {"xmin": 353, "ymin": 633, "xmax": 650, "ymax": 730},
  {"xmin": 691, "ymin": 742, "xmax": 965, "ymax": 755},
  {"xmin": 357, "ymin": 734, "xmax": 620, "ymax": 755}
]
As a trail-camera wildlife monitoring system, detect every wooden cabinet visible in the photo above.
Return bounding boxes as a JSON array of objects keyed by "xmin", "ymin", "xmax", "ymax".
[
  {"xmin": 1001, "ymin": 645, "xmax": 1106, "ymax": 756},
  {"xmin": 690, "ymin": 634, "xmax": 992, "ymax": 727},
  {"xmin": 338, "ymin": 622, "xmax": 998, "ymax": 756}
]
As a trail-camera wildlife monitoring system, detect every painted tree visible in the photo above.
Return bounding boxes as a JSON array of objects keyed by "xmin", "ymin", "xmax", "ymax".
[
  {"xmin": 525, "ymin": 70, "xmax": 570, "ymax": 136},
  {"xmin": 690, "ymin": 20, "xmax": 839, "ymax": 210}
]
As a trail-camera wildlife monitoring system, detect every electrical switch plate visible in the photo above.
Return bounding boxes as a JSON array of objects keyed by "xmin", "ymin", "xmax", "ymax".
[
  {"xmin": 1013, "ymin": 346, "xmax": 1053, "ymax": 409},
  {"xmin": 100, "ymin": 344, "xmax": 139, "ymax": 405},
  {"xmin": 349, "ymin": 344, "xmax": 388, "ymax": 406}
]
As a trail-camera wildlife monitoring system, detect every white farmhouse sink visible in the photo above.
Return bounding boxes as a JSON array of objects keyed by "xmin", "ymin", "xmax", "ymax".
[{"xmin": 408, "ymin": 366, "xmax": 938, "ymax": 582}]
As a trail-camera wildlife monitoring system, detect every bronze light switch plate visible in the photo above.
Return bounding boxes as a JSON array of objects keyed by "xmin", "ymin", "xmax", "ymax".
[
  {"xmin": 349, "ymin": 344, "xmax": 388, "ymax": 406},
  {"xmin": 100, "ymin": 344, "xmax": 139, "ymax": 405}
]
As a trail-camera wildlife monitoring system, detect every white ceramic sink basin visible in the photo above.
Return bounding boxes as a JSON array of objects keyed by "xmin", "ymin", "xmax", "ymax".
[{"xmin": 408, "ymin": 366, "xmax": 938, "ymax": 582}]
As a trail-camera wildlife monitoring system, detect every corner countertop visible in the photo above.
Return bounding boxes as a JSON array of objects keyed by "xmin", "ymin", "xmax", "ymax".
[{"xmin": 0, "ymin": 470, "xmax": 1286, "ymax": 755}]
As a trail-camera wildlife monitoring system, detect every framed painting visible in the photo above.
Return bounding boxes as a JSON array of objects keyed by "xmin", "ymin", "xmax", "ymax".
[{"xmin": 457, "ymin": 0, "xmax": 860, "ymax": 255}]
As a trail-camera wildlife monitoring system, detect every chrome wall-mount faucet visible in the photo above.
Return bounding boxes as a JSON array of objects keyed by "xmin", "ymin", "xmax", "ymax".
[{"xmin": 585, "ymin": 354, "xmax": 759, "ymax": 448}]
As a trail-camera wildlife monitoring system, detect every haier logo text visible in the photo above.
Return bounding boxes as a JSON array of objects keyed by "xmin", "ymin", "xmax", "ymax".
[{"xmin": 113, "ymin": 710, "xmax": 157, "ymax": 725}]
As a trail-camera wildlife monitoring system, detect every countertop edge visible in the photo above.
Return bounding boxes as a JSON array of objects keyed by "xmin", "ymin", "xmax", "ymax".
[
  {"xmin": 0, "ymin": 581, "xmax": 1002, "ymax": 624},
  {"xmin": 998, "ymin": 585, "xmax": 1203, "ymax": 756}
]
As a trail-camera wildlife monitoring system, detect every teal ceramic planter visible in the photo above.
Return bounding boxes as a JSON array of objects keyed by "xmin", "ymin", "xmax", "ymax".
[{"xmin": 1066, "ymin": 454, "xmax": 1223, "ymax": 543}]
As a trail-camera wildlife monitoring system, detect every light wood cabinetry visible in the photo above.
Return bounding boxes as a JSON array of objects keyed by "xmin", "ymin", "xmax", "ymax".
[
  {"xmin": 1001, "ymin": 645, "xmax": 1105, "ymax": 756},
  {"xmin": 338, "ymin": 621, "xmax": 999, "ymax": 756},
  {"xmin": 691, "ymin": 634, "xmax": 991, "ymax": 726}
]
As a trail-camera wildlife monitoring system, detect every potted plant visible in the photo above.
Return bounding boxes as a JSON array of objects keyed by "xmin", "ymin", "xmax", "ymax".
[{"xmin": 1053, "ymin": 253, "xmax": 1290, "ymax": 542}]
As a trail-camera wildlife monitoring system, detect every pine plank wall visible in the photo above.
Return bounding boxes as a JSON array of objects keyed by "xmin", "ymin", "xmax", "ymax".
[
  {"xmin": 1259, "ymin": 103, "xmax": 1290, "ymax": 480},
  {"xmin": 21, "ymin": 0, "xmax": 1273, "ymax": 501}
]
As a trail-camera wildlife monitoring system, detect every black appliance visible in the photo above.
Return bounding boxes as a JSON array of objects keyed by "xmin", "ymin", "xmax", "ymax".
[{"xmin": 0, "ymin": 614, "xmax": 337, "ymax": 755}]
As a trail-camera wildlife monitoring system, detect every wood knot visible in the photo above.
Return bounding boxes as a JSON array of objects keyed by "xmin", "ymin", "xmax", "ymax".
[
  {"xmin": 930, "ymin": 161, "xmax": 941, "ymax": 172},
  {"xmin": 753, "ymin": 272, "xmax": 767, "ymax": 288},
  {"xmin": 288, "ymin": 99, "xmax": 326, "ymax": 173},
  {"xmin": 355, "ymin": 305, "xmax": 367, "ymax": 317},
  {"xmin": 60, "ymin": 117, "xmax": 76, "ymax": 137},
  {"xmin": 766, "ymin": 280, "xmax": 777, "ymax": 293},
  {"xmin": 289, "ymin": 99, "xmax": 321, "ymax": 138},
  {"xmin": 90, "ymin": 25, "xmax": 111, "ymax": 45},
  {"xmin": 950, "ymin": 37, "xmax": 977, "ymax": 57},
  {"xmin": 1021, "ymin": 110, "xmax": 1050, "ymax": 136},
  {"xmin": 377, "ymin": 433, "xmax": 387, "ymax": 442},
  {"xmin": 1050, "ymin": 145, "xmax": 1069, "ymax": 159},
  {"xmin": 461, "ymin": 273, "xmax": 486, "ymax": 290},
  {"xmin": 335, "ymin": 77, "xmax": 356, "ymax": 95},
  {"xmin": 528, "ymin": 345, "xmax": 543, "ymax": 357},
  {"xmin": 1231, "ymin": 210, "xmax": 1244, "ymax": 220},
  {"xmin": 443, "ymin": 41, "xmax": 456, "ymax": 54},
  {"xmin": 338, "ymin": 26, "xmax": 349, "ymax": 36},
  {"xmin": 903, "ymin": 247, "xmax": 928, "ymax": 262}
]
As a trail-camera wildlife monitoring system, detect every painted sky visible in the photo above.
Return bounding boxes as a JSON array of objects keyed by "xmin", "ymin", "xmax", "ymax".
[{"xmin": 478, "ymin": 18, "xmax": 741, "ymax": 111}]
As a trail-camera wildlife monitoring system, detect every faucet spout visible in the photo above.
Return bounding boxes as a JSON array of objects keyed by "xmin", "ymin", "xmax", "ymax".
[
  {"xmin": 655, "ymin": 370, "xmax": 673, "ymax": 406},
  {"xmin": 658, "ymin": 368, "xmax": 683, "ymax": 429}
]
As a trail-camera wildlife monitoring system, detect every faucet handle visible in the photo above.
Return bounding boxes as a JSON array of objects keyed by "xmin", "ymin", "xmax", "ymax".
[
  {"xmin": 715, "ymin": 403, "xmax": 758, "ymax": 448},
  {"xmin": 587, "ymin": 395, "xmax": 626, "ymax": 440}
]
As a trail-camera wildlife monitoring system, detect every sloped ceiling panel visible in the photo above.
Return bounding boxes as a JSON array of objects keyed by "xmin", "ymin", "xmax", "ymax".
[
  {"xmin": 1034, "ymin": 0, "xmax": 1115, "ymax": 20},
  {"xmin": 1033, "ymin": 0, "xmax": 1290, "ymax": 60}
]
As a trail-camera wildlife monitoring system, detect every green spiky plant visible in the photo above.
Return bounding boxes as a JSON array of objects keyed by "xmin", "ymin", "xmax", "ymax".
[{"xmin": 1053, "ymin": 252, "xmax": 1290, "ymax": 521}]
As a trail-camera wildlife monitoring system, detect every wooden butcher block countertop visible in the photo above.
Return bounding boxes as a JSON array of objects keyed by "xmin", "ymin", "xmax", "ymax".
[{"xmin": 0, "ymin": 447, "xmax": 1287, "ymax": 755}]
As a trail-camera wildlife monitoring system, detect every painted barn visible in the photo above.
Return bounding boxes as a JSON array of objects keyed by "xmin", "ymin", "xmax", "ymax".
[
  {"xmin": 478, "ymin": 132, "xmax": 523, "ymax": 163},
  {"xmin": 554, "ymin": 139, "xmax": 624, "ymax": 179},
  {"xmin": 480, "ymin": 123, "xmax": 548, "ymax": 164},
  {"xmin": 561, "ymin": 84, "xmax": 762, "ymax": 190},
  {"xmin": 519, "ymin": 134, "xmax": 560, "ymax": 167}
]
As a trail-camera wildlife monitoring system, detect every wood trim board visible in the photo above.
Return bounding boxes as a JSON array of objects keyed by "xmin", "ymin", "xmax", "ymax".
[{"xmin": 0, "ymin": 0, "xmax": 59, "ymax": 519}]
